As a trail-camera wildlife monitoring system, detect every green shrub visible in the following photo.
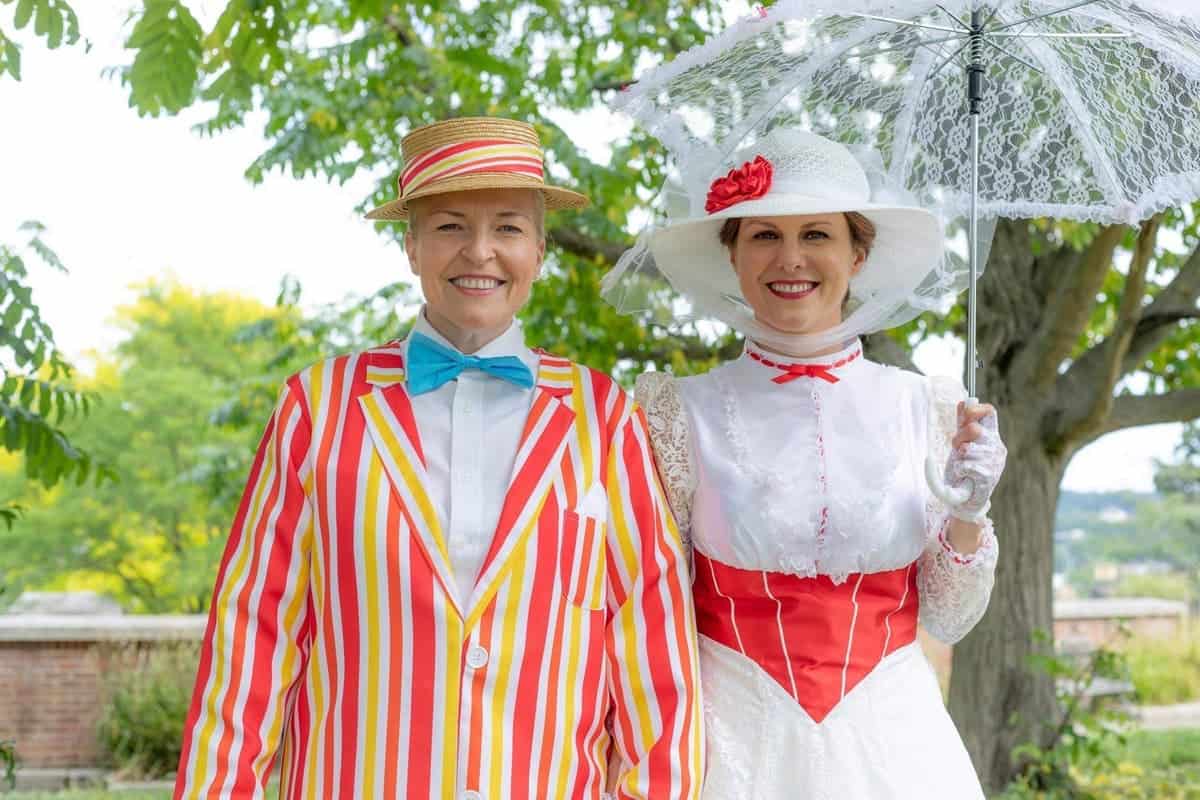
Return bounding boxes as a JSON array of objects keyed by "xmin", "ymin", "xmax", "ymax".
[
  {"xmin": 96, "ymin": 640, "xmax": 199, "ymax": 779},
  {"xmin": 1124, "ymin": 634, "xmax": 1200, "ymax": 705},
  {"xmin": 998, "ymin": 729, "xmax": 1200, "ymax": 799},
  {"xmin": 1, "ymin": 739, "xmax": 16, "ymax": 789},
  {"xmin": 1006, "ymin": 629, "xmax": 1134, "ymax": 797},
  {"xmin": 1112, "ymin": 574, "xmax": 1192, "ymax": 602}
]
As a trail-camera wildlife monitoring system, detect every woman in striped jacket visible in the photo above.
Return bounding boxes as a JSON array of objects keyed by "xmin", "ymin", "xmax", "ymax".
[{"xmin": 174, "ymin": 117, "xmax": 703, "ymax": 800}]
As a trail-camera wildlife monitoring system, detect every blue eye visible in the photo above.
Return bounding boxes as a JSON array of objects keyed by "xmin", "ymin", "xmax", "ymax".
[
  {"xmin": 752, "ymin": 229, "xmax": 779, "ymax": 240},
  {"xmin": 805, "ymin": 230, "xmax": 830, "ymax": 240},
  {"xmin": 499, "ymin": 224, "xmax": 523, "ymax": 234}
]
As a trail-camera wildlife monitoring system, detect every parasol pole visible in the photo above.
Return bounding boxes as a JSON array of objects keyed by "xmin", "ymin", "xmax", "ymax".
[
  {"xmin": 966, "ymin": 6, "xmax": 985, "ymax": 400},
  {"xmin": 925, "ymin": 5, "xmax": 987, "ymax": 509}
]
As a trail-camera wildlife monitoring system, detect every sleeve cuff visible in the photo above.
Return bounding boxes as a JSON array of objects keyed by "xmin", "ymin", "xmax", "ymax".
[{"xmin": 937, "ymin": 518, "xmax": 997, "ymax": 566}]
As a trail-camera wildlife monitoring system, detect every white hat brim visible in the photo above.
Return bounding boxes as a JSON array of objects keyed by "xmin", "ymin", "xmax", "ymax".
[{"xmin": 648, "ymin": 193, "xmax": 944, "ymax": 306}]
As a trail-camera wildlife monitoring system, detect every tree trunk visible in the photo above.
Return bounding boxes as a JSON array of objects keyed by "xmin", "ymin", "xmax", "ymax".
[{"xmin": 948, "ymin": 427, "xmax": 1063, "ymax": 792}]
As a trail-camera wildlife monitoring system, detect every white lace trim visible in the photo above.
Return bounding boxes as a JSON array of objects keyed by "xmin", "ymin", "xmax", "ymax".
[
  {"xmin": 924, "ymin": 375, "xmax": 965, "ymax": 527},
  {"xmin": 635, "ymin": 372, "xmax": 696, "ymax": 546},
  {"xmin": 915, "ymin": 375, "xmax": 997, "ymax": 643},
  {"xmin": 917, "ymin": 518, "xmax": 998, "ymax": 645}
]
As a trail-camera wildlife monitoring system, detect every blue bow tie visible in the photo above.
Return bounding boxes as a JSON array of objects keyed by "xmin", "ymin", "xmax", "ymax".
[{"xmin": 405, "ymin": 331, "xmax": 535, "ymax": 395}]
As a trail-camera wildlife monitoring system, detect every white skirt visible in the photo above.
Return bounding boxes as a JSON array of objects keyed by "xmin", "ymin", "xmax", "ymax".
[{"xmin": 699, "ymin": 636, "xmax": 985, "ymax": 800}]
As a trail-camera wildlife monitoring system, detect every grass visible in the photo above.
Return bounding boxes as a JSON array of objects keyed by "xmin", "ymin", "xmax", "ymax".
[
  {"xmin": 1123, "ymin": 635, "xmax": 1200, "ymax": 706},
  {"xmin": 997, "ymin": 728, "xmax": 1200, "ymax": 799}
]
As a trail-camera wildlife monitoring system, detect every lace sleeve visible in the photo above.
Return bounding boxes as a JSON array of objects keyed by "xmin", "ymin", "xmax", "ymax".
[
  {"xmin": 917, "ymin": 376, "xmax": 999, "ymax": 644},
  {"xmin": 634, "ymin": 372, "xmax": 697, "ymax": 544}
]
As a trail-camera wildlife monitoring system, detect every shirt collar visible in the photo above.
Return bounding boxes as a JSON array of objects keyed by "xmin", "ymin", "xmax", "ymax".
[
  {"xmin": 738, "ymin": 338, "xmax": 864, "ymax": 385},
  {"xmin": 406, "ymin": 308, "xmax": 540, "ymax": 377}
]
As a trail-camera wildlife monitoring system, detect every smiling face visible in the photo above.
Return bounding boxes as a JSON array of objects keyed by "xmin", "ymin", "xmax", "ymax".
[
  {"xmin": 404, "ymin": 187, "xmax": 546, "ymax": 353},
  {"xmin": 725, "ymin": 212, "xmax": 869, "ymax": 337}
]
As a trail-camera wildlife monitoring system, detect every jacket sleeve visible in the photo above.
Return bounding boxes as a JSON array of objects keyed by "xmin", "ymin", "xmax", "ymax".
[
  {"xmin": 603, "ymin": 398, "xmax": 704, "ymax": 799},
  {"xmin": 174, "ymin": 377, "xmax": 314, "ymax": 800}
]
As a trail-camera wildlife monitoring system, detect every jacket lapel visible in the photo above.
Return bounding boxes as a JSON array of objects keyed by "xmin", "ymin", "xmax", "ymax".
[
  {"xmin": 356, "ymin": 343, "xmax": 464, "ymax": 619},
  {"xmin": 465, "ymin": 353, "xmax": 577, "ymax": 626}
]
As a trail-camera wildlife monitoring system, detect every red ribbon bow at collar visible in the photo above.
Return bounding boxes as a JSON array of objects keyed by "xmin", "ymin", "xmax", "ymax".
[{"xmin": 748, "ymin": 348, "xmax": 862, "ymax": 385}]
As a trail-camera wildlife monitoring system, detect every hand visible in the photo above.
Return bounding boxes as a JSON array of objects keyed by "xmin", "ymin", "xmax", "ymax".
[{"xmin": 943, "ymin": 401, "xmax": 1007, "ymax": 522}]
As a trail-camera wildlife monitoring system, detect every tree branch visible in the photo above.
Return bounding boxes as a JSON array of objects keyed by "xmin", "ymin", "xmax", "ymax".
[
  {"xmin": 1118, "ymin": 242, "xmax": 1200, "ymax": 371},
  {"xmin": 617, "ymin": 333, "xmax": 742, "ymax": 366},
  {"xmin": 547, "ymin": 225, "xmax": 630, "ymax": 267},
  {"xmin": 1055, "ymin": 216, "xmax": 1160, "ymax": 444},
  {"xmin": 863, "ymin": 333, "xmax": 921, "ymax": 374},
  {"xmin": 1024, "ymin": 224, "xmax": 1126, "ymax": 388},
  {"xmin": 383, "ymin": 14, "xmax": 414, "ymax": 46},
  {"xmin": 1064, "ymin": 234, "xmax": 1200, "ymax": 387},
  {"xmin": 591, "ymin": 78, "xmax": 630, "ymax": 92},
  {"xmin": 1093, "ymin": 388, "xmax": 1200, "ymax": 440}
]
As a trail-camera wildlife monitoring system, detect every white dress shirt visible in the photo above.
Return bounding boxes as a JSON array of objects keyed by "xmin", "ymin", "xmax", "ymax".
[{"xmin": 404, "ymin": 312, "xmax": 539, "ymax": 605}]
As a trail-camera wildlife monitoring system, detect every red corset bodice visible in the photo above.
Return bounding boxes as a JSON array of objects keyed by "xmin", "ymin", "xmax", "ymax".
[{"xmin": 693, "ymin": 551, "xmax": 920, "ymax": 723}]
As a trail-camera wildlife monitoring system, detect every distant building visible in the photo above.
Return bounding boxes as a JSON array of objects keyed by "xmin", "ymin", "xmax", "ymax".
[
  {"xmin": 1054, "ymin": 528, "xmax": 1088, "ymax": 543},
  {"xmin": 1098, "ymin": 506, "xmax": 1131, "ymax": 524},
  {"xmin": 1054, "ymin": 597, "xmax": 1189, "ymax": 651},
  {"xmin": 1118, "ymin": 560, "xmax": 1174, "ymax": 577}
]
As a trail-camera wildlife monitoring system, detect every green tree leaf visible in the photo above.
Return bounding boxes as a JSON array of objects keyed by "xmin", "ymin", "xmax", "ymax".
[{"xmin": 12, "ymin": 0, "xmax": 32, "ymax": 30}]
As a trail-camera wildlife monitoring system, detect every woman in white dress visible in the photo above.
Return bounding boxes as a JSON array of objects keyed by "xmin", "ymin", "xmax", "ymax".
[{"xmin": 618, "ymin": 129, "xmax": 1008, "ymax": 799}]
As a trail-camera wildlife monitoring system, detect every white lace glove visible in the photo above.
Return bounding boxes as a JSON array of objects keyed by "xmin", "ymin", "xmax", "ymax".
[{"xmin": 943, "ymin": 402, "xmax": 1007, "ymax": 523}]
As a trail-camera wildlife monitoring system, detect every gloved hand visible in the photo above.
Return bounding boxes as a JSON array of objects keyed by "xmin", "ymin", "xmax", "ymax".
[{"xmin": 944, "ymin": 401, "xmax": 1007, "ymax": 523}]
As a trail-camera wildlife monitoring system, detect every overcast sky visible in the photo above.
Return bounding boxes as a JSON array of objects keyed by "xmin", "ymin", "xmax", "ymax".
[{"xmin": 0, "ymin": 2, "xmax": 1185, "ymax": 493}]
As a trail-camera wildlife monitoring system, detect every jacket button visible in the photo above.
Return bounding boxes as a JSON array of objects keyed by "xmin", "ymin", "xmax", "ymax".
[
  {"xmin": 461, "ymin": 791, "xmax": 483, "ymax": 800},
  {"xmin": 466, "ymin": 645, "xmax": 489, "ymax": 670}
]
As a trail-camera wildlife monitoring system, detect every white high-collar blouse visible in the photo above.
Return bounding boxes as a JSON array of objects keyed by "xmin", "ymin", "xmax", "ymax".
[{"xmin": 636, "ymin": 338, "xmax": 998, "ymax": 644}]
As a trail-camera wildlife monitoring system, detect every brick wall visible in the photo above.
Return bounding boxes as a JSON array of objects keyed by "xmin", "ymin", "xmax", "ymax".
[
  {"xmin": 1055, "ymin": 614, "xmax": 1185, "ymax": 650},
  {"xmin": 1, "ymin": 640, "xmax": 108, "ymax": 767},
  {"xmin": 0, "ymin": 615, "xmax": 204, "ymax": 769}
]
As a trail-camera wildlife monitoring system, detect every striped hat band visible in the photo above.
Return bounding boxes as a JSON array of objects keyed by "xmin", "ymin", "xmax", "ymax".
[{"xmin": 401, "ymin": 139, "xmax": 544, "ymax": 197}]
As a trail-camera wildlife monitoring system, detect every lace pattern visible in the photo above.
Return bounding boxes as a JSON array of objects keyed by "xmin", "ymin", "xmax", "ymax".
[
  {"xmin": 699, "ymin": 636, "xmax": 985, "ymax": 798},
  {"xmin": 924, "ymin": 376, "xmax": 964, "ymax": 526},
  {"xmin": 918, "ymin": 377, "xmax": 999, "ymax": 644},
  {"xmin": 615, "ymin": 0, "xmax": 1200, "ymax": 226},
  {"xmin": 918, "ymin": 519, "xmax": 999, "ymax": 645},
  {"xmin": 635, "ymin": 372, "xmax": 696, "ymax": 545}
]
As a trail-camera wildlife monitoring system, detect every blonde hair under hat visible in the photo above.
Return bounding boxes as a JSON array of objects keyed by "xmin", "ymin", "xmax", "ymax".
[{"xmin": 365, "ymin": 117, "xmax": 590, "ymax": 221}]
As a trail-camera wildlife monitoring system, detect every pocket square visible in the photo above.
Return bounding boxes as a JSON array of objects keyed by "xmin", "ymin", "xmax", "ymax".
[{"xmin": 576, "ymin": 482, "xmax": 608, "ymax": 520}]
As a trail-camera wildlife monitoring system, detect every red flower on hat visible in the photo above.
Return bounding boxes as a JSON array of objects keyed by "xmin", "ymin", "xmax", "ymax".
[{"xmin": 705, "ymin": 155, "xmax": 773, "ymax": 214}]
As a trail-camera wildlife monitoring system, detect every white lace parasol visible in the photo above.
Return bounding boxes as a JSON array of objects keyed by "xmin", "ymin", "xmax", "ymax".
[
  {"xmin": 607, "ymin": 0, "xmax": 1200, "ymax": 506},
  {"xmin": 615, "ymin": 0, "xmax": 1200, "ymax": 226}
]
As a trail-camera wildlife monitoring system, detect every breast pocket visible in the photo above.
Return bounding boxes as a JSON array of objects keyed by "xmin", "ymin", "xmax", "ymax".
[{"xmin": 558, "ymin": 509, "xmax": 606, "ymax": 611}]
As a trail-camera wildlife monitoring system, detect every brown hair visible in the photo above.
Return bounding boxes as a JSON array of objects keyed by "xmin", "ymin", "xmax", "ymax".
[{"xmin": 718, "ymin": 212, "xmax": 877, "ymax": 258}]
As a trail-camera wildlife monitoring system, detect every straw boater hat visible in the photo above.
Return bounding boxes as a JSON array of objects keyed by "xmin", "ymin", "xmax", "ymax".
[{"xmin": 365, "ymin": 117, "xmax": 590, "ymax": 221}]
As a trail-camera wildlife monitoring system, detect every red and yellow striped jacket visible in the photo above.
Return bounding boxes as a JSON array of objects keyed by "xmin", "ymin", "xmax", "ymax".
[{"xmin": 173, "ymin": 342, "xmax": 703, "ymax": 800}]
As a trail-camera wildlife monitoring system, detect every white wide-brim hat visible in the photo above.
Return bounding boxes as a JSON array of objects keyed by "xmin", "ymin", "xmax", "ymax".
[{"xmin": 647, "ymin": 129, "xmax": 944, "ymax": 315}]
